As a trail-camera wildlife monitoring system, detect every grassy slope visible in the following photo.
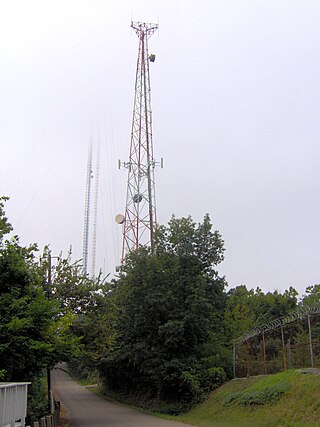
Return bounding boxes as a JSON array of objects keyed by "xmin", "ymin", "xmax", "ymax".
[{"xmin": 164, "ymin": 370, "xmax": 320, "ymax": 427}]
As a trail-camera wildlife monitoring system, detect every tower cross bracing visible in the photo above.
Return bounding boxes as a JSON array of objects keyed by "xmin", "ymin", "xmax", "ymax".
[{"xmin": 120, "ymin": 21, "xmax": 159, "ymax": 262}]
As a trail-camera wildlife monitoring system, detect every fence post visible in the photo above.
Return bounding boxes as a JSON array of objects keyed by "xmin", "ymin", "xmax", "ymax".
[
  {"xmin": 46, "ymin": 415, "xmax": 52, "ymax": 427},
  {"xmin": 54, "ymin": 401, "xmax": 61, "ymax": 426},
  {"xmin": 41, "ymin": 416, "xmax": 46, "ymax": 427},
  {"xmin": 262, "ymin": 331, "xmax": 267, "ymax": 374},
  {"xmin": 34, "ymin": 423, "xmax": 40, "ymax": 427},
  {"xmin": 246, "ymin": 341, "xmax": 250, "ymax": 376},
  {"xmin": 281, "ymin": 326, "xmax": 287, "ymax": 371},
  {"xmin": 233, "ymin": 342, "xmax": 236, "ymax": 378},
  {"xmin": 287, "ymin": 338, "xmax": 292, "ymax": 369},
  {"xmin": 307, "ymin": 315, "xmax": 315, "ymax": 368}
]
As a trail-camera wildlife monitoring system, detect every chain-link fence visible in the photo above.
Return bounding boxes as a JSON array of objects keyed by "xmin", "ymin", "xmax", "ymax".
[{"xmin": 233, "ymin": 305, "xmax": 320, "ymax": 378}]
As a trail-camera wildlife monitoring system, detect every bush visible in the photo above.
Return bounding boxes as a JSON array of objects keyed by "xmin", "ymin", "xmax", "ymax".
[
  {"xmin": 158, "ymin": 363, "xmax": 227, "ymax": 410},
  {"xmin": 200, "ymin": 367, "xmax": 227, "ymax": 392},
  {"xmin": 26, "ymin": 375, "xmax": 47, "ymax": 424},
  {"xmin": 180, "ymin": 371, "xmax": 203, "ymax": 402},
  {"xmin": 222, "ymin": 382, "xmax": 290, "ymax": 406}
]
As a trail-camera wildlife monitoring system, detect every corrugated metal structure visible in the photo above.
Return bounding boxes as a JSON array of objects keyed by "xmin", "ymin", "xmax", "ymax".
[{"xmin": 0, "ymin": 382, "xmax": 30, "ymax": 427}]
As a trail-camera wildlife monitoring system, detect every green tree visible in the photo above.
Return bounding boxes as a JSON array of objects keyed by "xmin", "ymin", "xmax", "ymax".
[
  {"xmin": 0, "ymin": 198, "xmax": 80, "ymax": 421},
  {"xmin": 100, "ymin": 215, "xmax": 227, "ymax": 409},
  {"xmin": 225, "ymin": 286, "xmax": 298, "ymax": 342},
  {"xmin": 224, "ymin": 286, "xmax": 256, "ymax": 340},
  {"xmin": 302, "ymin": 284, "xmax": 320, "ymax": 306},
  {"xmin": 225, "ymin": 285, "xmax": 299, "ymax": 376},
  {"xmin": 42, "ymin": 249, "xmax": 116, "ymax": 379},
  {"xmin": 0, "ymin": 196, "xmax": 13, "ymax": 239}
]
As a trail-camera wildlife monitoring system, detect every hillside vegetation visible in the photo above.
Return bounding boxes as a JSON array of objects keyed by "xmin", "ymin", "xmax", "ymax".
[
  {"xmin": 2, "ymin": 193, "xmax": 320, "ymax": 421},
  {"xmin": 168, "ymin": 370, "xmax": 320, "ymax": 427}
]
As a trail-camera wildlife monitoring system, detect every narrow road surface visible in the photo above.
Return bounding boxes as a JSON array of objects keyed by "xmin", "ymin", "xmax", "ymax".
[{"xmin": 52, "ymin": 366, "xmax": 196, "ymax": 427}]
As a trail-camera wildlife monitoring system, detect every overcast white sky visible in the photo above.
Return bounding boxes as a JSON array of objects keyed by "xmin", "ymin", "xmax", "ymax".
[{"xmin": 1, "ymin": 0, "xmax": 320, "ymax": 295}]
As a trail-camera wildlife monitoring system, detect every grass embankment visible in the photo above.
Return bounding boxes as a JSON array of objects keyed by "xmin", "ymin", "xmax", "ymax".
[{"xmin": 165, "ymin": 370, "xmax": 320, "ymax": 427}]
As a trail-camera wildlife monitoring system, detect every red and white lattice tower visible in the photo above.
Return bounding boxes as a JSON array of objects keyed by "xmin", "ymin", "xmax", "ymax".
[{"xmin": 118, "ymin": 21, "xmax": 161, "ymax": 263}]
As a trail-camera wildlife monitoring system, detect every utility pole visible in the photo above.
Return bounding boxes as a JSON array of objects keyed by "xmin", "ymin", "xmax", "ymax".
[
  {"xmin": 118, "ymin": 21, "xmax": 162, "ymax": 263},
  {"xmin": 42, "ymin": 250, "xmax": 59, "ymax": 414}
]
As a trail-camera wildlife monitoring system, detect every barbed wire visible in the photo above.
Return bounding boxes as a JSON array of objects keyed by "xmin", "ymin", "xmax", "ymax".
[{"xmin": 234, "ymin": 304, "xmax": 320, "ymax": 346}]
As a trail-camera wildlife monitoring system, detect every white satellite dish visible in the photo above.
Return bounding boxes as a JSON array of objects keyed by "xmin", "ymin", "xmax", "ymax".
[{"xmin": 115, "ymin": 214, "xmax": 125, "ymax": 224}]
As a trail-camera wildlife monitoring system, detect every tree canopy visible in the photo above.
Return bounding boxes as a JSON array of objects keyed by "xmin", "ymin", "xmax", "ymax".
[
  {"xmin": 0, "ymin": 198, "xmax": 83, "ymax": 421},
  {"xmin": 99, "ymin": 215, "xmax": 227, "ymax": 409},
  {"xmin": 2, "ymin": 194, "xmax": 318, "ymax": 416}
]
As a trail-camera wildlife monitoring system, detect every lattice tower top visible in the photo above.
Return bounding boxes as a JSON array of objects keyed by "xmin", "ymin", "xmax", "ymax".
[{"xmin": 131, "ymin": 21, "xmax": 158, "ymax": 39}]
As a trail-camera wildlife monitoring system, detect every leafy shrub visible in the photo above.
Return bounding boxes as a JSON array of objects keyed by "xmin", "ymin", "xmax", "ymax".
[
  {"xmin": 222, "ymin": 382, "xmax": 290, "ymax": 406},
  {"xmin": 172, "ymin": 366, "xmax": 226, "ymax": 407},
  {"xmin": 202, "ymin": 367, "xmax": 226, "ymax": 392},
  {"xmin": 26, "ymin": 375, "xmax": 48, "ymax": 424},
  {"xmin": 222, "ymin": 392, "xmax": 240, "ymax": 405},
  {"xmin": 179, "ymin": 371, "xmax": 203, "ymax": 402}
]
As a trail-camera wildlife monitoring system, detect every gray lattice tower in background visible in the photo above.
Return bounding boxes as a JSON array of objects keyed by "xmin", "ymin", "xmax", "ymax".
[
  {"xmin": 119, "ymin": 21, "xmax": 161, "ymax": 263},
  {"xmin": 91, "ymin": 145, "xmax": 100, "ymax": 276},
  {"xmin": 83, "ymin": 145, "xmax": 93, "ymax": 273}
]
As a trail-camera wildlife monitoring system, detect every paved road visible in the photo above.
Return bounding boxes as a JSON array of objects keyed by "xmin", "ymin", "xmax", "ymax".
[{"xmin": 52, "ymin": 366, "xmax": 196, "ymax": 427}]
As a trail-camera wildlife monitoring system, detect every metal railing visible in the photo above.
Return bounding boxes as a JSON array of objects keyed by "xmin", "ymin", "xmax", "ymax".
[{"xmin": 0, "ymin": 382, "xmax": 30, "ymax": 427}]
